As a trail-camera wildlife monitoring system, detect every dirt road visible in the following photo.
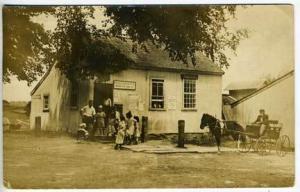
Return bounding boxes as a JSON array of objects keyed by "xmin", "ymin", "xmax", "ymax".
[{"xmin": 3, "ymin": 131, "xmax": 294, "ymax": 188}]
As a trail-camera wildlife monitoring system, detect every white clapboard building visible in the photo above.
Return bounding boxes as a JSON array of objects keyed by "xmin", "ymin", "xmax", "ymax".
[{"xmin": 30, "ymin": 39, "xmax": 223, "ymax": 134}]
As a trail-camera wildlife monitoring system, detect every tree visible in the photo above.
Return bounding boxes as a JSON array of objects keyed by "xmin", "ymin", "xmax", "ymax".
[
  {"xmin": 3, "ymin": 6, "xmax": 55, "ymax": 84},
  {"xmin": 3, "ymin": 5, "xmax": 248, "ymax": 84},
  {"xmin": 105, "ymin": 5, "xmax": 248, "ymax": 67},
  {"xmin": 51, "ymin": 6, "xmax": 133, "ymax": 81}
]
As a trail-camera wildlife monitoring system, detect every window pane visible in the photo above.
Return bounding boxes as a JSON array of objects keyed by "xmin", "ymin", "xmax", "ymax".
[
  {"xmin": 152, "ymin": 83, "xmax": 158, "ymax": 96},
  {"xmin": 151, "ymin": 79, "xmax": 164, "ymax": 109},
  {"xmin": 158, "ymin": 85, "xmax": 163, "ymax": 96},
  {"xmin": 183, "ymin": 79, "xmax": 196, "ymax": 108},
  {"xmin": 43, "ymin": 95, "xmax": 49, "ymax": 110}
]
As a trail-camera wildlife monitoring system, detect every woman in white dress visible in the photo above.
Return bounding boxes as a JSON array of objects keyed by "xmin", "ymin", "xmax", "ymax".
[{"xmin": 115, "ymin": 115, "xmax": 126, "ymax": 150}]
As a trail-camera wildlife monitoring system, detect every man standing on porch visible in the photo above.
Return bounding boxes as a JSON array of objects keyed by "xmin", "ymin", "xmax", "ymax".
[{"xmin": 80, "ymin": 100, "xmax": 96, "ymax": 134}]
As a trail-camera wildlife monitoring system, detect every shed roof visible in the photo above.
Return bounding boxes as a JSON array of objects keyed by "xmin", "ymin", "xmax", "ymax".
[
  {"xmin": 231, "ymin": 70, "xmax": 294, "ymax": 107},
  {"xmin": 225, "ymin": 80, "xmax": 262, "ymax": 91}
]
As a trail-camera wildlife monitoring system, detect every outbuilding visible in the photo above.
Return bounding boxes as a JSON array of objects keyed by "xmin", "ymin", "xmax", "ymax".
[{"xmin": 231, "ymin": 70, "xmax": 294, "ymax": 146}]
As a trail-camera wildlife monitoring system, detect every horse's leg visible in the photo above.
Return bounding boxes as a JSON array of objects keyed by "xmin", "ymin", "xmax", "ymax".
[{"xmin": 215, "ymin": 133, "xmax": 221, "ymax": 152}]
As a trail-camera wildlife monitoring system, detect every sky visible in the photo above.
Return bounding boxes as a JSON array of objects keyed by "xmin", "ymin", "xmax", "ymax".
[{"xmin": 2, "ymin": 5, "xmax": 294, "ymax": 101}]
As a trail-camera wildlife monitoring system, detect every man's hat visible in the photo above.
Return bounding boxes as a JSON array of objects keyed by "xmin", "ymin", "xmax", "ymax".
[{"xmin": 98, "ymin": 105, "xmax": 103, "ymax": 109}]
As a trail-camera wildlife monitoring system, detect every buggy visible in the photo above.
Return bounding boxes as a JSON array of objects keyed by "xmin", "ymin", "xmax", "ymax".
[{"xmin": 237, "ymin": 120, "xmax": 290, "ymax": 156}]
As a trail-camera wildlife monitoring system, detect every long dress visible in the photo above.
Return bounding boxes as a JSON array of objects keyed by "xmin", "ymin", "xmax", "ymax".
[
  {"xmin": 134, "ymin": 121, "xmax": 141, "ymax": 138},
  {"xmin": 127, "ymin": 118, "xmax": 135, "ymax": 136},
  {"xmin": 95, "ymin": 111, "xmax": 106, "ymax": 135},
  {"xmin": 116, "ymin": 121, "xmax": 126, "ymax": 144}
]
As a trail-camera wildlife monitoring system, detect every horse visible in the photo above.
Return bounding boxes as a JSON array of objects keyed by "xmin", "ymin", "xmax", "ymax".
[
  {"xmin": 200, "ymin": 113, "xmax": 222, "ymax": 152},
  {"xmin": 200, "ymin": 114, "xmax": 246, "ymax": 152}
]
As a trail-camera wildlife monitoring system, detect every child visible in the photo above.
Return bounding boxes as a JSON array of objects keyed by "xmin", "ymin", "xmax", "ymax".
[
  {"xmin": 115, "ymin": 115, "xmax": 126, "ymax": 150},
  {"xmin": 126, "ymin": 111, "xmax": 135, "ymax": 145},
  {"xmin": 133, "ymin": 116, "xmax": 141, "ymax": 144},
  {"xmin": 95, "ymin": 105, "xmax": 106, "ymax": 136},
  {"xmin": 108, "ymin": 111, "xmax": 116, "ymax": 136},
  {"xmin": 77, "ymin": 123, "xmax": 89, "ymax": 141}
]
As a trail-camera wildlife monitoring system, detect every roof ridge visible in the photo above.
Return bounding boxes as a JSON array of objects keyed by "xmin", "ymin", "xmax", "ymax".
[{"xmin": 30, "ymin": 63, "xmax": 56, "ymax": 96}]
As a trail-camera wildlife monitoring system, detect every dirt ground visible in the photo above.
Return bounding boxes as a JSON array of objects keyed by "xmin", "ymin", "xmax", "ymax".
[{"xmin": 3, "ymin": 131, "xmax": 295, "ymax": 189}]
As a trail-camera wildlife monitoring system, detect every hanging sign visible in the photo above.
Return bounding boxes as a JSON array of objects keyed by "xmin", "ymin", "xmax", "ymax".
[{"xmin": 114, "ymin": 80, "xmax": 136, "ymax": 90}]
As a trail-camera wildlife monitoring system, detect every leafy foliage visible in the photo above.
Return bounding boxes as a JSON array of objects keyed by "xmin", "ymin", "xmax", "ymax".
[
  {"xmin": 105, "ymin": 5, "xmax": 248, "ymax": 68},
  {"xmin": 3, "ymin": 5, "xmax": 248, "ymax": 84},
  {"xmin": 51, "ymin": 6, "xmax": 133, "ymax": 81},
  {"xmin": 3, "ymin": 6, "xmax": 55, "ymax": 84}
]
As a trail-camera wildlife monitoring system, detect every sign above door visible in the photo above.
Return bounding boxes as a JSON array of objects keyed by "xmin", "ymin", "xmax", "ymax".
[{"xmin": 114, "ymin": 80, "xmax": 136, "ymax": 90}]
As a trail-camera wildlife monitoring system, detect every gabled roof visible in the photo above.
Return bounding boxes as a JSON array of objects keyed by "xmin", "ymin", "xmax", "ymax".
[
  {"xmin": 105, "ymin": 38, "xmax": 224, "ymax": 75},
  {"xmin": 231, "ymin": 70, "xmax": 294, "ymax": 107},
  {"xmin": 31, "ymin": 39, "xmax": 223, "ymax": 96},
  {"xmin": 30, "ymin": 64, "xmax": 55, "ymax": 96}
]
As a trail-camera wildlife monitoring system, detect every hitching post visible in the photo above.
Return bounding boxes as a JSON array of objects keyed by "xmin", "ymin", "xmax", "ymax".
[
  {"xmin": 178, "ymin": 120, "xmax": 185, "ymax": 148},
  {"xmin": 141, "ymin": 116, "xmax": 148, "ymax": 143}
]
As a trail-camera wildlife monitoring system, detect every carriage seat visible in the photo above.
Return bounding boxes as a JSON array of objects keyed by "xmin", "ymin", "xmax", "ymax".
[{"xmin": 246, "ymin": 120, "xmax": 282, "ymax": 138}]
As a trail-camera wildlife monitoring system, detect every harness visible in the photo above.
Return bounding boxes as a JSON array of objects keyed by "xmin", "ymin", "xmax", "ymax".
[{"xmin": 206, "ymin": 117, "xmax": 222, "ymax": 133}]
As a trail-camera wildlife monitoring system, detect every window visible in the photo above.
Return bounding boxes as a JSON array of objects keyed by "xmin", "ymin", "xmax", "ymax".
[
  {"xmin": 151, "ymin": 79, "xmax": 164, "ymax": 109},
  {"xmin": 70, "ymin": 81, "xmax": 78, "ymax": 108},
  {"xmin": 43, "ymin": 94, "xmax": 50, "ymax": 112},
  {"xmin": 183, "ymin": 79, "xmax": 196, "ymax": 109}
]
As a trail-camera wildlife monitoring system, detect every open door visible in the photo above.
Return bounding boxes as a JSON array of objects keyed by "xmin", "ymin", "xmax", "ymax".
[{"xmin": 94, "ymin": 83, "xmax": 113, "ymax": 109}]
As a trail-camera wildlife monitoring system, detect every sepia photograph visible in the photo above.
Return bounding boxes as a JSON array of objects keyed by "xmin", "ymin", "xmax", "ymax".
[{"xmin": 1, "ymin": 2, "xmax": 295, "ymax": 189}]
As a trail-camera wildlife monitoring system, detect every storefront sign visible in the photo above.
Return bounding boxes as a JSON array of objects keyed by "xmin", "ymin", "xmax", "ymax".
[
  {"xmin": 114, "ymin": 80, "xmax": 136, "ymax": 90},
  {"xmin": 168, "ymin": 96, "xmax": 177, "ymax": 110}
]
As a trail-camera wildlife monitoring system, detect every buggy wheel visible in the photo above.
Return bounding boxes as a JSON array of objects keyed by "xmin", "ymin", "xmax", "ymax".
[
  {"xmin": 276, "ymin": 135, "xmax": 290, "ymax": 157},
  {"xmin": 237, "ymin": 136, "xmax": 251, "ymax": 153},
  {"xmin": 257, "ymin": 137, "xmax": 267, "ymax": 155}
]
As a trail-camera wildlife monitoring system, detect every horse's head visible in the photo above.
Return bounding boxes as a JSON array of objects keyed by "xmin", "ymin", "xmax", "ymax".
[{"xmin": 200, "ymin": 113, "xmax": 210, "ymax": 129}]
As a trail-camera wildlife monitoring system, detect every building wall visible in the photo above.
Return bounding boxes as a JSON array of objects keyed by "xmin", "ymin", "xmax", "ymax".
[
  {"xmin": 110, "ymin": 69, "xmax": 222, "ymax": 133},
  {"xmin": 232, "ymin": 75, "xmax": 294, "ymax": 145},
  {"xmin": 30, "ymin": 67, "xmax": 70, "ymax": 131},
  {"xmin": 31, "ymin": 68, "xmax": 222, "ymax": 134},
  {"xmin": 30, "ymin": 67, "xmax": 92, "ymax": 132}
]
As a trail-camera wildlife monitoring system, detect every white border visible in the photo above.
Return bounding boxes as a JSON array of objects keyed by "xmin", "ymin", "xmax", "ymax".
[{"xmin": 0, "ymin": 1, "xmax": 299, "ymax": 192}]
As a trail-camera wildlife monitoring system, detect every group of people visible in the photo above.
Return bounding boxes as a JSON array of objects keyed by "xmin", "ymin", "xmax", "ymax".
[{"xmin": 79, "ymin": 99, "xmax": 141, "ymax": 150}]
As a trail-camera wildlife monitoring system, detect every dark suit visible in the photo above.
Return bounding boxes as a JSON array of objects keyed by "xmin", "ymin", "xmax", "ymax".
[
  {"xmin": 255, "ymin": 114, "xmax": 269, "ymax": 136},
  {"xmin": 255, "ymin": 114, "xmax": 269, "ymax": 125}
]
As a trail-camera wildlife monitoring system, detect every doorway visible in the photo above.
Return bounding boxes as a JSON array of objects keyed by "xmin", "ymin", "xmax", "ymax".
[{"xmin": 94, "ymin": 83, "xmax": 113, "ymax": 109}]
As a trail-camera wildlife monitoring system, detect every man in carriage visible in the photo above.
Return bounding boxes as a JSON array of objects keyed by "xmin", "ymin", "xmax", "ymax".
[{"xmin": 253, "ymin": 109, "xmax": 269, "ymax": 136}]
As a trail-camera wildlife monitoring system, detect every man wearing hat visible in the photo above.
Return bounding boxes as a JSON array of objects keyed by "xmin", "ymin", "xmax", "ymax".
[
  {"xmin": 95, "ymin": 105, "xmax": 106, "ymax": 136},
  {"xmin": 254, "ymin": 109, "xmax": 269, "ymax": 135}
]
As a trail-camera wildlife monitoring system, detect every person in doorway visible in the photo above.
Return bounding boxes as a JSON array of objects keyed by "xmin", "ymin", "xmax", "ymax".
[
  {"xmin": 126, "ymin": 111, "xmax": 135, "ymax": 145},
  {"xmin": 254, "ymin": 109, "xmax": 269, "ymax": 136},
  {"xmin": 80, "ymin": 100, "xmax": 96, "ymax": 135},
  {"xmin": 95, "ymin": 105, "xmax": 106, "ymax": 136},
  {"xmin": 115, "ymin": 114, "xmax": 126, "ymax": 150},
  {"xmin": 103, "ymin": 97, "xmax": 112, "ymax": 127}
]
